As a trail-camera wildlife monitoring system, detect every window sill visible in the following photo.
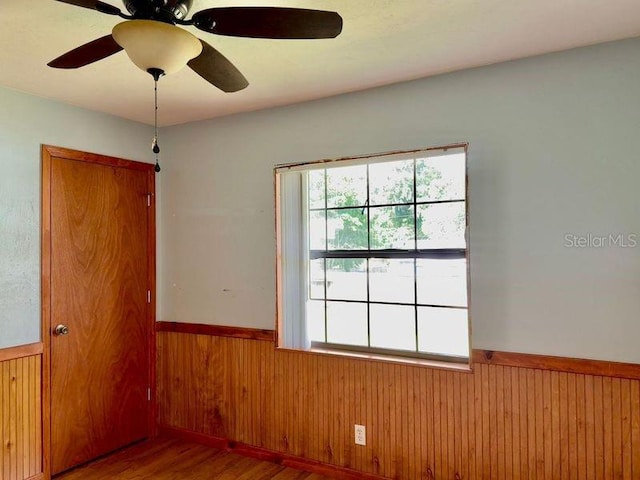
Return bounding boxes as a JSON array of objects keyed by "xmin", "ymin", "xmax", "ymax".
[{"xmin": 275, "ymin": 345, "xmax": 472, "ymax": 373}]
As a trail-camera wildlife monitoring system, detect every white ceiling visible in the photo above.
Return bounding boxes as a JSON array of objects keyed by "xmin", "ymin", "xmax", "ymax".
[{"xmin": 1, "ymin": 0, "xmax": 639, "ymax": 126}]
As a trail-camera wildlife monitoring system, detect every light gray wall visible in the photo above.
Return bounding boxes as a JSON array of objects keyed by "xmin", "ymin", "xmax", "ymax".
[
  {"xmin": 160, "ymin": 38, "xmax": 640, "ymax": 364},
  {"xmin": 0, "ymin": 87, "xmax": 152, "ymax": 349}
]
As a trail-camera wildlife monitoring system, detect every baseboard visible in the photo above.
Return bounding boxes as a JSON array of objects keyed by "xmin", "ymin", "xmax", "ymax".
[
  {"xmin": 26, "ymin": 474, "xmax": 44, "ymax": 480},
  {"xmin": 159, "ymin": 425, "xmax": 390, "ymax": 480},
  {"xmin": 159, "ymin": 426, "xmax": 228, "ymax": 450}
]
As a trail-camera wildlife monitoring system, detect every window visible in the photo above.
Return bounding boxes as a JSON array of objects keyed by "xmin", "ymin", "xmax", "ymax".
[{"xmin": 276, "ymin": 145, "xmax": 470, "ymax": 365}]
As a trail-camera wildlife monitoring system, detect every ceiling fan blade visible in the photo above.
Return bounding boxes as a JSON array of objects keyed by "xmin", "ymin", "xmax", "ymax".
[
  {"xmin": 188, "ymin": 40, "xmax": 248, "ymax": 93},
  {"xmin": 192, "ymin": 7, "xmax": 343, "ymax": 39},
  {"xmin": 55, "ymin": 0, "xmax": 122, "ymax": 16},
  {"xmin": 48, "ymin": 35, "xmax": 123, "ymax": 69}
]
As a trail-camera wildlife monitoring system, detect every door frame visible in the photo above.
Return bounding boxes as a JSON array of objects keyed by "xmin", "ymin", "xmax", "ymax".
[{"xmin": 41, "ymin": 145, "xmax": 157, "ymax": 479}]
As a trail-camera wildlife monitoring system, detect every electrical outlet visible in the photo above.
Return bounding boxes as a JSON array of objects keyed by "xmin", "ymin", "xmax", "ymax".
[{"xmin": 354, "ymin": 424, "xmax": 366, "ymax": 446}]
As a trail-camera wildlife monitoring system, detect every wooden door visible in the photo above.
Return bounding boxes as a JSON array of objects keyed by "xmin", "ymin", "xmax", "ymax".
[{"xmin": 42, "ymin": 146, "xmax": 155, "ymax": 475}]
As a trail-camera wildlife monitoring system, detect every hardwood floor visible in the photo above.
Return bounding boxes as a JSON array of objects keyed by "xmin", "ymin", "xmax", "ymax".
[{"xmin": 55, "ymin": 437, "xmax": 333, "ymax": 480}]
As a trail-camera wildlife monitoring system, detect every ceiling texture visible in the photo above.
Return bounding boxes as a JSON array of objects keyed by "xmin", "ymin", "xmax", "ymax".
[{"xmin": 1, "ymin": 0, "xmax": 639, "ymax": 126}]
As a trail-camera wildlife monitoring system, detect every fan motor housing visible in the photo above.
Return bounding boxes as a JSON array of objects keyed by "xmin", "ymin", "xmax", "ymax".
[{"xmin": 124, "ymin": 0, "xmax": 194, "ymax": 23}]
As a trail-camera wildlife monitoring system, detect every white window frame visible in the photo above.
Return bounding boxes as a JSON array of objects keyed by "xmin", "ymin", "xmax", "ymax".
[{"xmin": 275, "ymin": 144, "xmax": 471, "ymax": 369}]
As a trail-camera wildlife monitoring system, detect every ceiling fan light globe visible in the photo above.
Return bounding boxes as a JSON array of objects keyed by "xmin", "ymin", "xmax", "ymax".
[{"xmin": 112, "ymin": 20, "xmax": 202, "ymax": 75}]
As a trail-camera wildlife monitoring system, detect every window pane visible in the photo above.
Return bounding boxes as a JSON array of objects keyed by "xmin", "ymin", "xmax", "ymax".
[
  {"xmin": 308, "ymin": 170, "xmax": 325, "ymax": 209},
  {"xmin": 417, "ymin": 258, "xmax": 467, "ymax": 307},
  {"xmin": 309, "ymin": 259, "xmax": 325, "ymax": 299},
  {"xmin": 327, "ymin": 209, "xmax": 368, "ymax": 250},
  {"xmin": 307, "ymin": 300, "xmax": 325, "ymax": 342},
  {"xmin": 370, "ymin": 304, "xmax": 416, "ymax": 351},
  {"xmin": 326, "ymin": 259, "xmax": 367, "ymax": 301},
  {"xmin": 369, "ymin": 159, "xmax": 414, "ymax": 205},
  {"xmin": 309, "ymin": 211, "xmax": 326, "ymax": 250},
  {"xmin": 327, "ymin": 165, "xmax": 367, "ymax": 208},
  {"xmin": 417, "ymin": 202, "xmax": 465, "ymax": 249},
  {"xmin": 417, "ymin": 307, "xmax": 469, "ymax": 357},
  {"xmin": 283, "ymin": 147, "xmax": 470, "ymax": 362},
  {"xmin": 416, "ymin": 153, "xmax": 466, "ymax": 202},
  {"xmin": 326, "ymin": 301, "xmax": 368, "ymax": 347},
  {"xmin": 369, "ymin": 258, "xmax": 415, "ymax": 304},
  {"xmin": 370, "ymin": 206, "xmax": 415, "ymax": 249}
]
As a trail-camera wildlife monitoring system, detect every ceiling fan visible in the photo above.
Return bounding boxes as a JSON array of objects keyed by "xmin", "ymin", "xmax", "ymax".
[{"xmin": 48, "ymin": 0, "xmax": 344, "ymax": 92}]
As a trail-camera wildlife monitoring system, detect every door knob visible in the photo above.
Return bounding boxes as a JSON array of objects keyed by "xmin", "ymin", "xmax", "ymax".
[{"xmin": 54, "ymin": 324, "xmax": 69, "ymax": 336}]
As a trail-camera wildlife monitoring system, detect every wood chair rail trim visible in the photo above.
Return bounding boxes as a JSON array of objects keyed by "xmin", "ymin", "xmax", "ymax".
[
  {"xmin": 472, "ymin": 348, "xmax": 640, "ymax": 380},
  {"xmin": 157, "ymin": 321, "xmax": 640, "ymax": 380},
  {"xmin": 156, "ymin": 321, "xmax": 275, "ymax": 342},
  {"xmin": 0, "ymin": 342, "xmax": 43, "ymax": 362}
]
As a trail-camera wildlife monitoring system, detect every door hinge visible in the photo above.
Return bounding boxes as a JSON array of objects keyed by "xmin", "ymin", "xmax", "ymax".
[
  {"xmin": 147, "ymin": 290, "xmax": 151, "ymax": 303},
  {"xmin": 147, "ymin": 387, "xmax": 151, "ymax": 401},
  {"xmin": 147, "ymin": 193, "xmax": 152, "ymax": 207}
]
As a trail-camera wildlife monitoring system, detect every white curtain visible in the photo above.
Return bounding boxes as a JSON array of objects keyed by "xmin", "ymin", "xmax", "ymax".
[{"xmin": 278, "ymin": 171, "xmax": 310, "ymax": 349}]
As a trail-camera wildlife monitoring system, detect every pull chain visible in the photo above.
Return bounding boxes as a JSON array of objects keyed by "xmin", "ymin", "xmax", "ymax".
[
  {"xmin": 147, "ymin": 68, "xmax": 164, "ymax": 172},
  {"xmin": 152, "ymin": 75, "xmax": 161, "ymax": 172}
]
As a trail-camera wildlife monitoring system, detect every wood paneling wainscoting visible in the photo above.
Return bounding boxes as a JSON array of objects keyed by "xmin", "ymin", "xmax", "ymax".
[
  {"xmin": 0, "ymin": 344, "xmax": 43, "ymax": 480},
  {"xmin": 157, "ymin": 323, "xmax": 640, "ymax": 480}
]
